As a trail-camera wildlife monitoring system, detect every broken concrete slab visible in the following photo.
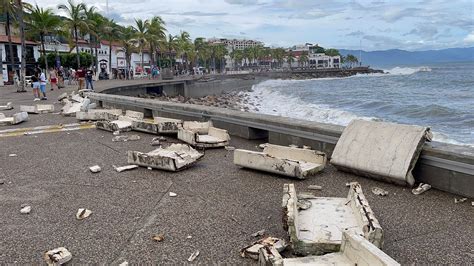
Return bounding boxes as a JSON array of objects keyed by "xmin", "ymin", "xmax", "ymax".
[
  {"xmin": 44, "ymin": 247, "xmax": 72, "ymax": 265},
  {"xmin": 153, "ymin": 117, "xmax": 183, "ymax": 134},
  {"xmin": 262, "ymin": 232, "xmax": 399, "ymax": 266},
  {"xmin": 76, "ymin": 109, "xmax": 122, "ymax": 121},
  {"xmin": 127, "ymin": 143, "xmax": 204, "ymax": 171},
  {"xmin": 96, "ymin": 120, "xmax": 132, "ymax": 133},
  {"xmin": 76, "ymin": 208, "xmax": 92, "ymax": 220},
  {"xmin": 57, "ymin": 92, "xmax": 68, "ymax": 102},
  {"xmin": 112, "ymin": 135, "xmax": 141, "ymax": 142},
  {"xmin": 0, "ymin": 113, "xmax": 5, "ymax": 119},
  {"xmin": 282, "ymin": 182, "xmax": 383, "ymax": 256},
  {"xmin": 71, "ymin": 94, "xmax": 85, "ymax": 103},
  {"xmin": 20, "ymin": 104, "xmax": 55, "ymax": 114},
  {"xmin": 241, "ymin": 237, "xmax": 287, "ymax": 261},
  {"xmin": 62, "ymin": 98, "xmax": 90, "ymax": 116},
  {"xmin": 125, "ymin": 110, "xmax": 144, "ymax": 120},
  {"xmin": 178, "ymin": 121, "xmax": 230, "ymax": 148},
  {"xmin": 11, "ymin": 112, "xmax": 28, "ymax": 125},
  {"xmin": 330, "ymin": 120, "xmax": 432, "ymax": 187},
  {"xmin": 234, "ymin": 144, "xmax": 327, "ymax": 179},
  {"xmin": 113, "ymin": 164, "xmax": 138, "ymax": 172},
  {"xmin": 0, "ymin": 102, "xmax": 13, "ymax": 110},
  {"xmin": 89, "ymin": 165, "xmax": 101, "ymax": 173}
]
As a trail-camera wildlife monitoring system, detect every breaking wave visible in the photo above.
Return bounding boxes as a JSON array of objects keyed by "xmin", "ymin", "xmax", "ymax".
[{"xmin": 384, "ymin": 66, "xmax": 432, "ymax": 75}]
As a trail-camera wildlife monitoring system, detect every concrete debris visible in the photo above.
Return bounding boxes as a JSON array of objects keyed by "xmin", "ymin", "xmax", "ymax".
[
  {"xmin": 78, "ymin": 89, "xmax": 93, "ymax": 97},
  {"xmin": 96, "ymin": 120, "xmax": 132, "ymax": 133},
  {"xmin": 1, "ymin": 112, "xmax": 28, "ymax": 126},
  {"xmin": 128, "ymin": 144, "xmax": 204, "ymax": 171},
  {"xmin": 282, "ymin": 182, "xmax": 383, "ymax": 256},
  {"xmin": 454, "ymin": 198, "xmax": 467, "ymax": 204},
  {"xmin": 76, "ymin": 109, "xmax": 122, "ymax": 121},
  {"xmin": 251, "ymin": 229, "xmax": 266, "ymax": 237},
  {"xmin": 153, "ymin": 117, "xmax": 183, "ymax": 134},
  {"xmin": 76, "ymin": 208, "xmax": 92, "ymax": 220},
  {"xmin": 62, "ymin": 97, "xmax": 91, "ymax": 116},
  {"xmin": 178, "ymin": 121, "xmax": 230, "ymax": 148},
  {"xmin": 372, "ymin": 187, "xmax": 389, "ymax": 196},
  {"xmin": 289, "ymin": 144, "xmax": 298, "ymax": 148},
  {"xmin": 234, "ymin": 144, "xmax": 327, "ymax": 179},
  {"xmin": 412, "ymin": 183, "xmax": 431, "ymax": 195},
  {"xmin": 20, "ymin": 104, "xmax": 55, "ymax": 114},
  {"xmin": 20, "ymin": 205, "xmax": 31, "ymax": 214},
  {"xmin": 44, "ymin": 247, "xmax": 72, "ymax": 266},
  {"xmin": 308, "ymin": 185, "xmax": 322, "ymax": 190},
  {"xmin": 0, "ymin": 179, "xmax": 4, "ymax": 185},
  {"xmin": 113, "ymin": 131, "xmax": 120, "ymax": 135},
  {"xmin": 151, "ymin": 137, "xmax": 161, "ymax": 146},
  {"xmin": 9, "ymin": 154, "xmax": 17, "ymax": 157},
  {"xmin": 187, "ymin": 250, "xmax": 200, "ymax": 262},
  {"xmin": 89, "ymin": 165, "xmax": 101, "ymax": 173},
  {"xmin": 119, "ymin": 261, "xmax": 128, "ymax": 266},
  {"xmin": 187, "ymin": 235, "xmax": 192, "ymax": 239},
  {"xmin": 113, "ymin": 164, "xmax": 139, "ymax": 173},
  {"xmin": 57, "ymin": 92, "xmax": 68, "ymax": 101},
  {"xmin": 71, "ymin": 94, "xmax": 85, "ymax": 103},
  {"xmin": 241, "ymin": 237, "xmax": 287, "ymax": 260},
  {"xmin": 302, "ymin": 145, "xmax": 311, "ymax": 149},
  {"xmin": 152, "ymin": 234, "xmax": 165, "ymax": 242},
  {"xmin": 0, "ymin": 102, "xmax": 13, "ymax": 110},
  {"xmin": 297, "ymin": 199, "xmax": 312, "ymax": 210},
  {"xmin": 112, "ymin": 135, "xmax": 141, "ymax": 142},
  {"xmin": 258, "ymin": 143, "xmax": 268, "ymax": 149},
  {"xmin": 169, "ymin": 192, "xmax": 177, "ymax": 197},
  {"xmin": 0, "ymin": 113, "xmax": 4, "ymax": 119},
  {"xmin": 225, "ymin": 146, "xmax": 236, "ymax": 151},
  {"xmin": 261, "ymin": 232, "xmax": 400, "ymax": 266},
  {"xmin": 331, "ymin": 120, "xmax": 432, "ymax": 186},
  {"xmin": 125, "ymin": 110, "xmax": 144, "ymax": 120}
]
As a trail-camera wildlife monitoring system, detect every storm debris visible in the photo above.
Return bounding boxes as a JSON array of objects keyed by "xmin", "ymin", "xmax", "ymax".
[
  {"xmin": 187, "ymin": 250, "xmax": 200, "ymax": 262},
  {"xmin": 241, "ymin": 237, "xmax": 287, "ymax": 260},
  {"xmin": 251, "ymin": 229, "xmax": 266, "ymax": 237},
  {"xmin": 9, "ymin": 154, "xmax": 17, "ymax": 157},
  {"xmin": 0, "ymin": 102, "xmax": 13, "ymax": 110},
  {"xmin": 43, "ymin": 247, "xmax": 72, "ymax": 265},
  {"xmin": 454, "ymin": 198, "xmax": 467, "ymax": 204},
  {"xmin": 113, "ymin": 164, "xmax": 139, "ymax": 173},
  {"xmin": 308, "ymin": 185, "xmax": 322, "ymax": 190},
  {"xmin": 412, "ymin": 183, "xmax": 431, "ymax": 195},
  {"xmin": 76, "ymin": 208, "xmax": 92, "ymax": 220},
  {"xmin": 178, "ymin": 121, "xmax": 230, "ymax": 148},
  {"xmin": 20, "ymin": 205, "xmax": 31, "ymax": 214},
  {"xmin": 89, "ymin": 165, "xmax": 101, "ymax": 173},
  {"xmin": 128, "ymin": 144, "xmax": 203, "ymax": 171},
  {"xmin": 169, "ymin": 192, "xmax": 177, "ymax": 197},
  {"xmin": 112, "ymin": 135, "xmax": 141, "ymax": 142},
  {"xmin": 152, "ymin": 234, "xmax": 165, "ymax": 242},
  {"xmin": 372, "ymin": 187, "xmax": 389, "ymax": 196}
]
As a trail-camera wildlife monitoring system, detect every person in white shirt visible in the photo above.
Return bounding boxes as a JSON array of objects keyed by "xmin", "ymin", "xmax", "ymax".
[{"xmin": 39, "ymin": 70, "xmax": 47, "ymax": 100}]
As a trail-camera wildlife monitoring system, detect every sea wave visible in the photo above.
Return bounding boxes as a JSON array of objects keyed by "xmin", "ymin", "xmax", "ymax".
[{"xmin": 384, "ymin": 66, "xmax": 432, "ymax": 75}]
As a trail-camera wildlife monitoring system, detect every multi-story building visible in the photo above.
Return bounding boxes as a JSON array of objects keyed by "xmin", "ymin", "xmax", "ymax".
[
  {"xmin": 208, "ymin": 38, "xmax": 264, "ymax": 51},
  {"xmin": 0, "ymin": 35, "xmax": 40, "ymax": 84}
]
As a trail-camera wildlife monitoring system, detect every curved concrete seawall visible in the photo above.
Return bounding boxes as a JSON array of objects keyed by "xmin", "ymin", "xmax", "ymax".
[{"xmin": 87, "ymin": 92, "xmax": 474, "ymax": 198}]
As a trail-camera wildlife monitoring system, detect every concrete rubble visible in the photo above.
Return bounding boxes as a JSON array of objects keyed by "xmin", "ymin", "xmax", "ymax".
[
  {"xmin": 44, "ymin": 247, "xmax": 72, "ymax": 265},
  {"xmin": 89, "ymin": 165, "xmax": 101, "ymax": 173},
  {"xmin": 20, "ymin": 104, "xmax": 55, "ymax": 114},
  {"xmin": 96, "ymin": 120, "xmax": 133, "ymax": 133},
  {"xmin": 258, "ymin": 232, "xmax": 399, "ymax": 266},
  {"xmin": 331, "ymin": 120, "xmax": 432, "ymax": 186},
  {"xmin": 112, "ymin": 135, "xmax": 141, "ymax": 142},
  {"xmin": 241, "ymin": 237, "xmax": 287, "ymax": 260},
  {"xmin": 76, "ymin": 208, "xmax": 93, "ymax": 220},
  {"xmin": 0, "ymin": 112, "xmax": 28, "ymax": 126},
  {"xmin": 20, "ymin": 205, "xmax": 31, "ymax": 214},
  {"xmin": 76, "ymin": 109, "xmax": 122, "ymax": 121},
  {"xmin": 178, "ymin": 121, "xmax": 230, "ymax": 148},
  {"xmin": 0, "ymin": 102, "xmax": 13, "ymax": 110},
  {"xmin": 234, "ymin": 144, "xmax": 327, "ymax": 179},
  {"xmin": 282, "ymin": 182, "xmax": 383, "ymax": 256},
  {"xmin": 412, "ymin": 183, "xmax": 431, "ymax": 195},
  {"xmin": 153, "ymin": 117, "xmax": 183, "ymax": 134},
  {"xmin": 127, "ymin": 143, "xmax": 204, "ymax": 171},
  {"xmin": 113, "ymin": 164, "xmax": 138, "ymax": 172},
  {"xmin": 187, "ymin": 250, "xmax": 200, "ymax": 262}
]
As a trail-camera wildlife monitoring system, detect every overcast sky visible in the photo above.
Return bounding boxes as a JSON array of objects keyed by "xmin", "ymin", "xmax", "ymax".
[{"xmin": 24, "ymin": 0, "xmax": 474, "ymax": 51}]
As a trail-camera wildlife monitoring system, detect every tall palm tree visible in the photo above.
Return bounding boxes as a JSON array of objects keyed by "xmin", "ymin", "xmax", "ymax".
[
  {"xmin": 102, "ymin": 18, "xmax": 119, "ymax": 75},
  {"xmin": 26, "ymin": 4, "xmax": 62, "ymax": 78},
  {"xmin": 163, "ymin": 34, "xmax": 178, "ymax": 67},
  {"xmin": 147, "ymin": 16, "xmax": 166, "ymax": 66},
  {"xmin": 286, "ymin": 52, "xmax": 295, "ymax": 69},
  {"xmin": 298, "ymin": 51, "xmax": 308, "ymax": 68},
  {"xmin": 85, "ymin": 6, "xmax": 104, "ymax": 74},
  {"xmin": 177, "ymin": 31, "xmax": 191, "ymax": 71},
  {"xmin": 213, "ymin": 44, "xmax": 227, "ymax": 73},
  {"xmin": 15, "ymin": 0, "xmax": 27, "ymax": 91},
  {"xmin": 230, "ymin": 49, "xmax": 243, "ymax": 70},
  {"xmin": 58, "ymin": 0, "xmax": 88, "ymax": 69},
  {"xmin": 118, "ymin": 26, "xmax": 137, "ymax": 79},
  {"xmin": 132, "ymin": 18, "xmax": 149, "ymax": 77},
  {"xmin": 0, "ymin": 0, "xmax": 17, "ymax": 83}
]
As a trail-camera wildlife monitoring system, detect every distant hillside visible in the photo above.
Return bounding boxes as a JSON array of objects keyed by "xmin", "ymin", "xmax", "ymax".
[{"xmin": 339, "ymin": 47, "xmax": 474, "ymax": 67}]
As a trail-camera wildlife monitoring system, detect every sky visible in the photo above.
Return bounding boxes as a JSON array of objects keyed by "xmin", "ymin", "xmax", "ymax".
[{"xmin": 24, "ymin": 0, "xmax": 474, "ymax": 51}]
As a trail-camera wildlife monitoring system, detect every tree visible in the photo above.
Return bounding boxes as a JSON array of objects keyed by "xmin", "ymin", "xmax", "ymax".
[
  {"xmin": 345, "ymin": 54, "xmax": 358, "ymax": 68},
  {"xmin": 118, "ymin": 26, "xmax": 137, "ymax": 79},
  {"xmin": 132, "ymin": 18, "xmax": 149, "ymax": 77},
  {"xmin": 0, "ymin": 0, "xmax": 18, "ymax": 84},
  {"xmin": 324, "ymin": 48, "xmax": 340, "ymax": 57},
  {"xmin": 102, "ymin": 18, "xmax": 120, "ymax": 74},
  {"xmin": 147, "ymin": 16, "xmax": 166, "ymax": 66},
  {"xmin": 58, "ymin": 0, "xmax": 88, "ymax": 69},
  {"xmin": 272, "ymin": 48, "xmax": 285, "ymax": 68},
  {"xmin": 286, "ymin": 52, "xmax": 295, "ymax": 69},
  {"xmin": 212, "ymin": 44, "xmax": 227, "ymax": 73},
  {"xmin": 230, "ymin": 49, "xmax": 243, "ymax": 70},
  {"xmin": 16, "ymin": 0, "xmax": 26, "ymax": 92},
  {"xmin": 163, "ymin": 34, "xmax": 178, "ymax": 63},
  {"xmin": 176, "ymin": 31, "xmax": 191, "ymax": 71},
  {"xmin": 298, "ymin": 51, "xmax": 308, "ymax": 68},
  {"xmin": 25, "ymin": 4, "xmax": 62, "ymax": 78},
  {"xmin": 85, "ymin": 6, "xmax": 104, "ymax": 74}
]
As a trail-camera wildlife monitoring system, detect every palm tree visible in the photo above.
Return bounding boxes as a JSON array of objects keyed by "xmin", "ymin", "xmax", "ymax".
[
  {"xmin": 102, "ymin": 18, "xmax": 120, "ymax": 75},
  {"xmin": 132, "ymin": 18, "xmax": 148, "ymax": 77},
  {"xmin": 0, "ymin": 0, "xmax": 17, "ymax": 84},
  {"xmin": 298, "ymin": 51, "xmax": 308, "ymax": 68},
  {"xmin": 26, "ymin": 4, "xmax": 62, "ymax": 78},
  {"xmin": 85, "ymin": 6, "xmax": 104, "ymax": 74},
  {"xmin": 118, "ymin": 26, "xmax": 137, "ymax": 79},
  {"xmin": 58, "ymin": 0, "xmax": 88, "ymax": 69},
  {"xmin": 177, "ymin": 31, "xmax": 191, "ymax": 71},
  {"xmin": 212, "ymin": 44, "xmax": 227, "ymax": 73},
  {"xmin": 163, "ymin": 34, "xmax": 178, "ymax": 67},
  {"xmin": 230, "ymin": 49, "xmax": 243, "ymax": 70},
  {"xmin": 286, "ymin": 52, "xmax": 295, "ymax": 69},
  {"xmin": 147, "ymin": 16, "xmax": 166, "ymax": 66},
  {"xmin": 15, "ymin": 0, "xmax": 27, "ymax": 91}
]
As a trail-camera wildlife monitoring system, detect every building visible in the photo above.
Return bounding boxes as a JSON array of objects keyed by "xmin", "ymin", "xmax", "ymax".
[
  {"xmin": 0, "ymin": 35, "xmax": 40, "ymax": 84},
  {"xmin": 208, "ymin": 38, "xmax": 264, "ymax": 51}
]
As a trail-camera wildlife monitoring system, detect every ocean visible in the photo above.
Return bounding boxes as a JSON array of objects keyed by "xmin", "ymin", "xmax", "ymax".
[{"xmin": 244, "ymin": 61, "xmax": 474, "ymax": 147}]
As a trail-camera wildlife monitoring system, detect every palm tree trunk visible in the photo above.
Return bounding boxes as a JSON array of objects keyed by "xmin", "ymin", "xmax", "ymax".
[
  {"xmin": 40, "ymin": 34, "xmax": 49, "ymax": 79},
  {"xmin": 108, "ymin": 40, "xmax": 112, "ymax": 77},
  {"xmin": 94, "ymin": 44, "xmax": 98, "ymax": 76},
  {"xmin": 5, "ymin": 12, "xmax": 16, "ymax": 85},
  {"xmin": 74, "ymin": 26, "xmax": 81, "ymax": 69},
  {"xmin": 16, "ymin": 0, "xmax": 26, "ymax": 92},
  {"xmin": 140, "ymin": 48, "xmax": 144, "ymax": 77}
]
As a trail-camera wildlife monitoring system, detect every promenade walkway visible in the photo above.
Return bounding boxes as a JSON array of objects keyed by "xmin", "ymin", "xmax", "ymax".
[{"xmin": 0, "ymin": 80, "xmax": 472, "ymax": 264}]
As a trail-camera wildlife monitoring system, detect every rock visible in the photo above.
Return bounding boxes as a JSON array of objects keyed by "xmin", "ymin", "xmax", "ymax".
[
  {"xmin": 251, "ymin": 229, "xmax": 266, "ymax": 237},
  {"xmin": 454, "ymin": 198, "xmax": 467, "ymax": 204},
  {"xmin": 308, "ymin": 185, "xmax": 322, "ymax": 190},
  {"xmin": 113, "ymin": 165, "xmax": 139, "ymax": 173},
  {"xmin": 89, "ymin": 165, "xmax": 101, "ymax": 173},
  {"xmin": 187, "ymin": 250, "xmax": 200, "ymax": 262},
  {"xmin": 169, "ymin": 192, "xmax": 177, "ymax": 197},
  {"xmin": 44, "ymin": 247, "xmax": 72, "ymax": 265},
  {"xmin": 20, "ymin": 205, "xmax": 31, "ymax": 214},
  {"xmin": 76, "ymin": 208, "xmax": 92, "ymax": 220},
  {"xmin": 372, "ymin": 187, "xmax": 388, "ymax": 196},
  {"xmin": 9, "ymin": 154, "xmax": 17, "ymax": 157},
  {"xmin": 0, "ymin": 179, "xmax": 4, "ymax": 185},
  {"xmin": 152, "ymin": 234, "xmax": 165, "ymax": 242}
]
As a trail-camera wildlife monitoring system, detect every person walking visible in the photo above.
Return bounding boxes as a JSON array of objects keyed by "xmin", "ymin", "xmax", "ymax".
[
  {"xmin": 49, "ymin": 68, "xmax": 58, "ymax": 91},
  {"xmin": 31, "ymin": 69, "xmax": 40, "ymax": 101},
  {"xmin": 76, "ymin": 67, "xmax": 85, "ymax": 90},
  {"xmin": 85, "ymin": 68, "xmax": 94, "ymax": 91},
  {"xmin": 39, "ymin": 69, "xmax": 47, "ymax": 100}
]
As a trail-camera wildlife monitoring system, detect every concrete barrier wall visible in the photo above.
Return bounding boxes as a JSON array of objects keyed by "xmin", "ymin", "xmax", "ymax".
[{"xmin": 88, "ymin": 93, "xmax": 474, "ymax": 198}]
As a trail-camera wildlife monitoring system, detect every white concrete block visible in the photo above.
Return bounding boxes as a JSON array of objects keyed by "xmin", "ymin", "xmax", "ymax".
[
  {"xmin": 43, "ymin": 247, "xmax": 72, "ymax": 265},
  {"xmin": 20, "ymin": 105, "xmax": 36, "ymax": 113},
  {"xmin": 20, "ymin": 104, "xmax": 55, "ymax": 114},
  {"xmin": 127, "ymin": 144, "xmax": 204, "ymax": 171},
  {"xmin": 154, "ymin": 117, "xmax": 183, "ymax": 134},
  {"xmin": 125, "ymin": 110, "xmax": 144, "ymax": 120},
  {"xmin": 331, "ymin": 120, "xmax": 432, "ymax": 186},
  {"xmin": 234, "ymin": 144, "xmax": 326, "ymax": 179},
  {"xmin": 0, "ymin": 102, "xmax": 13, "ymax": 110},
  {"xmin": 76, "ymin": 109, "xmax": 122, "ymax": 121},
  {"xmin": 11, "ymin": 112, "xmax": 28, "ymax": 124},
  {"xmin": 96, "ymin": 120, "xmax": 132, "ymax": 132},
  {"xmin": 0, "ymin": 113, "xmax": 5, "ymax": 119},
  {"xmin": 178, "ymin": 121, "xmax": 230, "ymax": 148}
]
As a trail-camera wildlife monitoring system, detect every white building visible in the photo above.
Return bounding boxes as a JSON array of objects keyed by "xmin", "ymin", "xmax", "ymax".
[
  {"xmin": 0, "ymin": 35, "xmax": 40, "ymax": 84},
  {"xmin": 208, "ymin": 38, "xmax": 263, "ymax": 51},
  {"xmin": 308, "ymin": 53, "xmax": 341, "ymax": 69}
]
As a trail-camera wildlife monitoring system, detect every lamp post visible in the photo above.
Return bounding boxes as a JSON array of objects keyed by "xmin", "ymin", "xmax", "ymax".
[{"xmin": 0, "ymin": 47, "xmax": 4, "ymax": 86}]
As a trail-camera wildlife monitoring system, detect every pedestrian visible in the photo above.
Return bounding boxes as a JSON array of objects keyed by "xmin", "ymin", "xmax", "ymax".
[
  {"xmin": 85, "ymin": 68, "xmax": 94, "ymax": 91},
  {"xmin": 39, "ymin": 69, "xmax": 47, "ymax": 100},
  {"xmin": 31, "ymin": 68, "xmax": 40, "ymax": 101},
  {"xmin": 57, "ymin": 67, "xmax": 64, "ymax": 88},
  {"xmin": 49, "ymin": 68, "xmax": 58, "ymax": 91},
  {"xmin": 76, "ymin": 67, "xmax": 85, "ymax": 90}
]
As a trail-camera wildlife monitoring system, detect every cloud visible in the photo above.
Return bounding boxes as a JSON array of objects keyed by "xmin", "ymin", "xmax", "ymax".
[
  {"xmin": 404, "ymin": 25, "xmax": 438, "ymax": 40},
  {"xmin": 383, "ymin": 7, "xmax": 422, "ymax": 22},
  {"xmin": 463, "ymin": 32, "xmax": 474, "ymax": 44},
  {"xmin": 180, "ymin": 11, "xmax": 228, "ymax": 17},
  {"xmin": 346, "ymin": 30, "xmax": 364, "ymax": 37},
  {"xmin": 224, "ymin": 0, "xmax": 255, "ymax": 5}
]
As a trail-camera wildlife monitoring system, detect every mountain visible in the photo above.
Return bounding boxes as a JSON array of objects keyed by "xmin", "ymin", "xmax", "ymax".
[{"xmin": 338, "ymin": 47, "xmax": 474, "ymax": 67}]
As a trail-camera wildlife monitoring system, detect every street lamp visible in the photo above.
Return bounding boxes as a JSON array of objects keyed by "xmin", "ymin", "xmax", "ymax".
[{"xmin": 0, "ymin": 47, "xmax": 3, "ymax": 86}]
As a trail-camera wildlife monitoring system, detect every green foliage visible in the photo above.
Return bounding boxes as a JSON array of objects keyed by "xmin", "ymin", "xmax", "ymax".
[
  {"xmin": 324, "ymin": 48, "xmax": 340, "ymax": 56},
  {"xmin": 38, "ymin": 52, "xmax": 95, "ymax": 69}
]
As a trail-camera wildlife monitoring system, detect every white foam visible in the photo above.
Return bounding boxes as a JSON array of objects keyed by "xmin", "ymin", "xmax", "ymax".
[{"xmin": 383, "ymin": 66, "xmax": 432, "ymax": 75}]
